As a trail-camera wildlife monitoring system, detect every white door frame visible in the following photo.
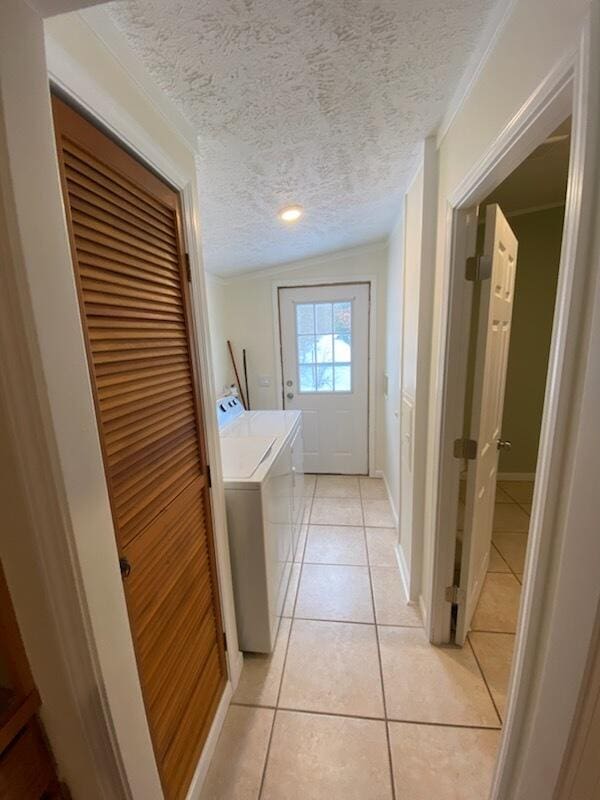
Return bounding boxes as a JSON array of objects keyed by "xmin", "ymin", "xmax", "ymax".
[
  {"xmin": 272, "ymin": 276, "xmax": 378, "ymax": 476},
  {"xmin": 428, "ymin": 7, "xmax": 600, "ymax": 799},
  {"xmin": 0, "ymin": 14, "xmax": 242, "ymax": 800}
]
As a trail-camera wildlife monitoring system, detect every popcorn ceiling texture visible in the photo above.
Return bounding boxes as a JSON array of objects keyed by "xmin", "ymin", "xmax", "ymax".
[{"xmin": 109, "ymin": 0, "xmax": 496, "ymax": 275}]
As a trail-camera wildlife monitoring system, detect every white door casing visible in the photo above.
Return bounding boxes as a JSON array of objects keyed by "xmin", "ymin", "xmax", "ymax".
[
  {"xmin": 279, "ymin": 283, "xmax": 369, "ymax": 474},
  {"xmin": 456, "ymin": 204, "xmax": 518, "ymax": 645}
]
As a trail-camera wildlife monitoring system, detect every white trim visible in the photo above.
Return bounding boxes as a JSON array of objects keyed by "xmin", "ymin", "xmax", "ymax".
[
  {"xmin": 222, "ymin": 239, "xmax": 387, "ymax": 283},
  {"xmin": 394, "ymin": 543, "xmax": 411, "ymax": 604},
  {"xmin": 437, "ymin": 0, "xmax": 519, "ymax": 146},
  {"xmin": 449, "ymin": 50, "xmax": 575, "ymax": 209},
  {"xmin": 429, "ymin": 7, "xmax": 600, "ymax": 799},
  {"xmin": 271, "ymin": 275, "xmax": 378, "ymax": 478},
  {"xmin": 185, "ymin": 682, "xmax": 232, "ymax": 800},
  {"xmin": 381, "ymin": 469, "xmax": 399, "ymax": 527},
  {"xmin": 45, "ymin": 31, "xmax": 189, "ymax": 188},
  {"xmin": 497, "ymin": 472, "xmax": 536, "ymax": 482}
]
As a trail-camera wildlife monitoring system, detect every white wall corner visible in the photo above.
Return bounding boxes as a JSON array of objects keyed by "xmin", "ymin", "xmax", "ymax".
[{"xmin": 437, "ymin": 0, "xmax": 519, "ymax": 145}]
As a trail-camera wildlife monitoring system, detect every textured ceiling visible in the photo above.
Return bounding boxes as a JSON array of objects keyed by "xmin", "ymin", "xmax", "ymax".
[{"xmin": 108, "ymin": 0, "xmax": 498, "ymax": 275}]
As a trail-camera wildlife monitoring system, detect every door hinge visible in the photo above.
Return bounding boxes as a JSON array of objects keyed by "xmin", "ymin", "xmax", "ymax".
[
  {"xmin": 206, "ymin": 464, "xmax": 212, "ymax": 488},
  {"xmin": 223, "ymin": 631, "xmax": 228, "ymax": 651},
  {"xmin": 185, "ymin": 253, "xmax": 192, "ymax": 283},
  {"xmin": 445, "ymin": 585, "xmax": 466, "ymax": 605},
  {"xmin": 453, "ymin": 438, "xmax": 477, "ymax": 460},
  {"xmin": 465, "ymin": 254, "xmax": 492, "ymax": 282}
]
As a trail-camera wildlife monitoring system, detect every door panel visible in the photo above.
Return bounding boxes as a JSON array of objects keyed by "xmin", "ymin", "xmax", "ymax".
[
  {"xmin": 52, "ymin": 96, "xmax": 226, "ymax": 800},
  {"xmin": 279, "ymin": 283, "xmax": 370, "ymax": 474},
  {"xmin": 456, "ymin": 204, "xmax": 519, "ymax": 645}
]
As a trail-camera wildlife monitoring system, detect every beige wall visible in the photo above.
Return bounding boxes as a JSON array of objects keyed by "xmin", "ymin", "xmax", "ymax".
[
  {"xmin": 499, "ymin": 206, "xmax": 565, "ymax": 474},
  {"xmin": 206, "ymin": 274, "xmax": 234, "ymax": 397},
  {"xmin": 208, "ymin": 242, "xmax": 388, "ymax": 473}
]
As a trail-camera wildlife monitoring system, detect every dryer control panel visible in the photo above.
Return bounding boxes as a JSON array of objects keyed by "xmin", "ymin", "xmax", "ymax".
[{"xmin": 216, "ymin": 395, "xmax": 245, "ymax": 429}]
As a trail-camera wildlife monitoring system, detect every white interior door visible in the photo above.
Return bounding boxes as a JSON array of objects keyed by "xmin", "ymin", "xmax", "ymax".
[
  {"xmin": 279, "ymin": 283, "xmax": 370, "ymax": 474},
  {"xmin": 456, "ymin": 204, "xmax": 519, "ymax": 645}
]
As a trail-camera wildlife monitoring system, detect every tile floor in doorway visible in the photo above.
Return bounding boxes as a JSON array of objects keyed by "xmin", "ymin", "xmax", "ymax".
[
  {"xmin": 462, "ymin": 478, "xmax": 534, "ymax": 723},
  {"xmin": 200, "ymin": 475, "xmax": 518, "ymax": 800}
]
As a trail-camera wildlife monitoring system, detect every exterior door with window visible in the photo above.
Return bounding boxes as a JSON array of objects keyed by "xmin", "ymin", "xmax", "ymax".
[{"xmin": 279, "ymin": 283, "xmax": 369, "ymax": 474}]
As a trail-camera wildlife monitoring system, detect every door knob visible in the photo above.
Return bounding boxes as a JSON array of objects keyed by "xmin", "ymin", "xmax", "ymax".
[
  {"xmin": 497, "ymin": 439, "xmax": 512, "ymax": 451},
  {"xmin": 119, "ymin": 557, "xmax": 132, "ymax": 579},
  {"xmin": 286, "ymin": 392, "xmax": 294, "ymax": 400}
]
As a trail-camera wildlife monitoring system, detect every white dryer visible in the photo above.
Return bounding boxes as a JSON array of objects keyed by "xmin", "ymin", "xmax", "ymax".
[{"xmin": 217, "ymin": 397, "xmax": 304, "ymax": 653}]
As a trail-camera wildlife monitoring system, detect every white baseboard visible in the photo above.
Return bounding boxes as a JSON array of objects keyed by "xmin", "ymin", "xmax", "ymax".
[
  {"xmin": 186, "ymin": 681, "xmax": 232, "ymax": 799},
  {"xmin": 381, "ymin": 470, "xmax": 399, "ymax": 528},
  {"xmin": 498, "ymin": 472, "xmax": 536, "ymax": 481},
  {"xmin": 418, "ymin": 593, "xmax": 428, "ymax": 631},
  {"xmin": 395, "ymin": 543, "xmax": 411, "ymax": 603},
  {"xmin": 229, "ymin": 649, "xmax": 244, "ymax": 692}
]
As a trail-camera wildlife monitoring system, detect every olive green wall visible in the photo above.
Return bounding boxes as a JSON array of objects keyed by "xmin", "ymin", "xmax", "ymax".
[{"xmin": 499, "ymin": 206, "xmax": 564, "ymax": 473}]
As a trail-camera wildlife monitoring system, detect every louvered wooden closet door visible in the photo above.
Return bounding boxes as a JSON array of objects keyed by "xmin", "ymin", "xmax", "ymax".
[{"xmin": 51, "ymin": 96, "xmax": 226, "ymax": 800}]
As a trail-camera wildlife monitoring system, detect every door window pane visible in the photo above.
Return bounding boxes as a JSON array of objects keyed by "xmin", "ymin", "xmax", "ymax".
[
  {"xmin": 316, "ymin": 364, "xmax": 334, "ymax": 392},
  {"xmin": 295, "ymin": 298, "xmax": 353, "ymax": 393},
  {"xmin": 333, "ymin": 335, "xmax": 351, "ymax": 363},
  {"xmin": 333, "ymin": 302, "xmax": 351, "ymax": 334},
  {"xmin": 297, "ymin": 335, "xmax": 316, "ymax": 364},
  {"xmin": 296, "ymin": 304, "xmax": 314, "ymax": 335},
  {"xmin": 299, "ymin": 364, "xmax": 316, "ymax": 392},
  {"xmin": 315, "ymin": 303, "xmax": 333, "ymax": 334},
  {"xmin": 315, "ymin": 334, "xmax": 333, "ymax": 363}
]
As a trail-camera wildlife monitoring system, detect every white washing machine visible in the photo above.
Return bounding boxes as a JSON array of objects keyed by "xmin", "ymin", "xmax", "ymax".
[{"xmin": 217, "ymin": 397, "xmax": 304, "ymax": 653}]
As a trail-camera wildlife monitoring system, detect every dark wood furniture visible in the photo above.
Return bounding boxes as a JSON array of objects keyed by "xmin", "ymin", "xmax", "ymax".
[{"xmin": 0, "ymin": 563, "xmax": 64, "ymax": 799}]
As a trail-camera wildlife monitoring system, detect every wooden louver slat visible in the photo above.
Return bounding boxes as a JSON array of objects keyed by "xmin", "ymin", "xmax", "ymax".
[{"xmin": 51, "ymin": 95, "xmax": 226, "ymax": 800}]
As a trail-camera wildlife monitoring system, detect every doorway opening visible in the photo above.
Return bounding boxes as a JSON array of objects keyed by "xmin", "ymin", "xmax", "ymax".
[{"xmin": 452, "ymin": 118, "xmax": 571, "ymax": 723}]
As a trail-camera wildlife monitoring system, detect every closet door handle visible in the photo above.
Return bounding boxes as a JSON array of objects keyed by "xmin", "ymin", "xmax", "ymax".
[{"xmin": 119, "ymin": 557, "xmax": 132, "ymax": 579}]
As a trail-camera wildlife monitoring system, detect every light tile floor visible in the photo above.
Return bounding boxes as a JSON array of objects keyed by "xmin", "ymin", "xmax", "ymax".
[
  {"xmin": 202, "ymin": 475, "xmax": 507, "ymax": 800},
  {"xmin": 467, "ymin": 479, "xmax": 534, "ymax": 724}
]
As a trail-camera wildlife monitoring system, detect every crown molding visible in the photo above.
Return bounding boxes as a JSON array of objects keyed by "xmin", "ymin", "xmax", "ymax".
[
  {"xmin": 219, "ymin": 238, "xmax": 388, "ymax": 284},
  {"xmin": 437, "ymin": 0, "xmax": 518, "ymax": 146}
]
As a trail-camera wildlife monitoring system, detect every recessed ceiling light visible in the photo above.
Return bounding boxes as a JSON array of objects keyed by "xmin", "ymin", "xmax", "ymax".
[{"xmin": 278, "ymin": 204, "xmax": 304, "ymax": 223}]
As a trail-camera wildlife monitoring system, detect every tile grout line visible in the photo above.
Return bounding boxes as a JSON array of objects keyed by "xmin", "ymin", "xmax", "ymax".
[
  {"xmin": 360, "ymin": 479, "xmax": 397, "ymax": 800},
  {"xmin": 256, "ymin": 481, "xmax": 315, "ymax": 799},
  {"xmin": 229, "ymin": 699, "xmax": 503, "ymax": 731},
  {"xmin": 280, "ymin": 614, "xmax": 421, "ymax": 628},
  {"xmin": 466, "ymin": 635, "xmax": 504, "ymax": 727}
]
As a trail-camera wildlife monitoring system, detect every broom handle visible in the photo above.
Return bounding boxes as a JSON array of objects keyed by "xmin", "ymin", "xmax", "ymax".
[
  {"xmin": 243, "ymin": 348, "xmax": 251, "ymax": 411},
  {"xmin": 227, "ymin": 340, "xmax": 247, "ymax": 409}
]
